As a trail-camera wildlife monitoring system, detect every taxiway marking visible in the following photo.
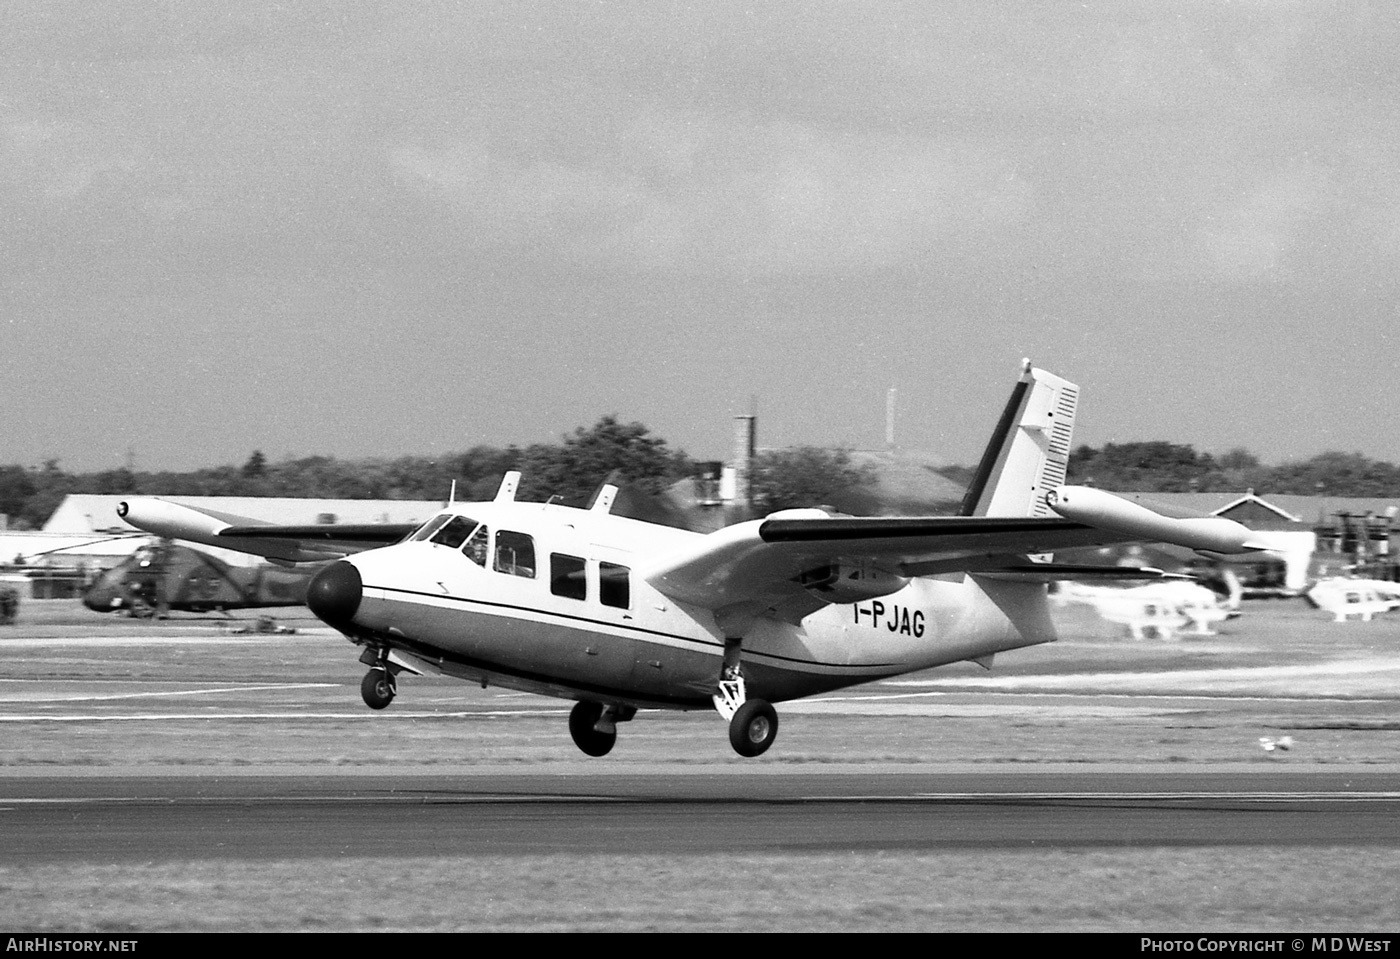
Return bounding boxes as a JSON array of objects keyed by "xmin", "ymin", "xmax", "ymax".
[
  {"xmin": 0, "ymin": 681, "xmax": 338, "ymax": 703},
  {"xmin": 3, "ymin": 791, "xmax": 1399, "ymax": 806},
  {"xmin": 0, "ymin": 708, "xmax": 569, "ymax": 722}
]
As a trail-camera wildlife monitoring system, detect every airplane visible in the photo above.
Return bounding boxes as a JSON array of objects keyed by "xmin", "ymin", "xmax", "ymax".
[
  {"xmin": 82, "ymin": 541, "xmax": 323, "ymax": 617},
  {"xmin": 117, "ymin": 361, "xmax": 1280, "ymax": 758}
]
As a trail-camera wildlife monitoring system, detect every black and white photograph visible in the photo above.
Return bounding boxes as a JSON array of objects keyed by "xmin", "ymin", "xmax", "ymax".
[{"xmin": 2, "ymin": 1, "xmax": 1399, "ymax": 935}]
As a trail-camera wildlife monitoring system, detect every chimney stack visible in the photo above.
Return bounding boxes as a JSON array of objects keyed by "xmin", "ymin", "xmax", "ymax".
[
  {"xmin": 886, "ymin": 388, "xmax": 897, "ymax": 449},
  {"xmin": 731, "ymin": 413, "xmax": 757, "ymax": 509}
]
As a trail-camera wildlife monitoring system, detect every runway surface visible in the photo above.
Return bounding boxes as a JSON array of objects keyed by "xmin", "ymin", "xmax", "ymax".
[
  {"xmin": 3, "ymin": 602, "xmax": 1399, "ymax": 866},
  {"xmin": 4, "ymin": 769, "xmax": 1400, "ymax": 864},
  {"xmin": 3, "ymin": 602, "xmax": 1400, "ymax": 930}
]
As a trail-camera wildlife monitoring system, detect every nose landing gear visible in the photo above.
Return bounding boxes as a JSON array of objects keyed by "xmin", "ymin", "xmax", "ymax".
[
  {"xmin": 360, "ymin": 667, "xmax": 396, "ymax": 709},
  {"xmin": 357, "ymin": 647, "xmax": 402, "ymax": 710}
]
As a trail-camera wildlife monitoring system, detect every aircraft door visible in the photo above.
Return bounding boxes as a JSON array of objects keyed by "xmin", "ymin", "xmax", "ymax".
[
  {"xmin": 527, "ymin": 538, "xmax": 638, "ymax": 692},
  {"xmin": 585, "ymin": 546, "xmax": 657, "ymax": 695}
]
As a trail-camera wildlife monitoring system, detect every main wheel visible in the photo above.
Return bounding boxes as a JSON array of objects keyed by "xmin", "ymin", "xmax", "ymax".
[
  {"xmin": 360, "ymin": 668, "xmax": 395, "ymax": 710},
  {"xmin": 568, "ymin": 700, "xmax": 617, "ymax": 757},
  {"xmin": 728, "ymin": 699, "xmax": 778, "ymax": 757}
]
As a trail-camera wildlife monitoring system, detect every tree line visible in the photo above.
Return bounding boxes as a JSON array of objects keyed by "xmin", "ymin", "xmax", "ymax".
[
  {"xmin": 3, "ymin": 426, "xmax": 1398, "ymax": 531},
  {"xmin": 1064, "ymin": 442, "xmax": 1400, "ymax": 497},
  {"xmin": 0, "ymin": 417, "xmax": 689, "ymax": 530}
]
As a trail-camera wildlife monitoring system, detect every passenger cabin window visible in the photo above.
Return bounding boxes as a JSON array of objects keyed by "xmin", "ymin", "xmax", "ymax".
[
  {"xmin": 428, "ymin": 515, "xmax": 479, "ymax": 550},
  {"xmin": 494, "ymin": 530, "xmax": 536, "ymax": 579},
  {"xmin": 409, "ymin": 514, "xmax": 452, "ymax": 542},
  {"xmin": 600, "ymin": 562, "xmax": 630, "ymax": 609},
  {"xmin": 462, "ymin": 525, "xmax": 490, "ymax": 567},
  {"xmin": 550, "ymin": 554, "xmax": 587, "ymax": 600}
]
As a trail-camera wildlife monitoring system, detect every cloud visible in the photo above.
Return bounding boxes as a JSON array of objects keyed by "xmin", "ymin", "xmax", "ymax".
[
  {"xmin": 1197, "ymin": 161, "xmax": 1329, "ymax": 280},
  {"xmin": 0, "ymin": 116, "xmax": 142, "ymax": 204},
  {"xmin": 7, "ymin": 2, "xmax": 1393, "ymax": 285},
  {"xmin": 387, "ymin": 109, "xmax": 1034, "ymax": 277}
]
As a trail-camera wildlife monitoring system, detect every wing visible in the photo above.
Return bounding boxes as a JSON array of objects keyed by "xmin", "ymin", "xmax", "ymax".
[
  {"xmin": 642, "ymin": 511, "xmax": 1149, "ymax": 626},
  {"xmin": 118, "ymin": 498, "xmax": 418, "ymax": 564}
]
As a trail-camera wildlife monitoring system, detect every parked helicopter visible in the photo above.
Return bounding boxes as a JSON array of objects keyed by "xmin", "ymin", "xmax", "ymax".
[{"xmin": 82, "ymin": 541, "xmax": 320, "ymax": 617}]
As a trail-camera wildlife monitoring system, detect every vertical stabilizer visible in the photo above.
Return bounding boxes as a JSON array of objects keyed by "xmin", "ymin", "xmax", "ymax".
[{"xmin": 958, "ymin": 360, "xmax": 1078, "ymax": 518}]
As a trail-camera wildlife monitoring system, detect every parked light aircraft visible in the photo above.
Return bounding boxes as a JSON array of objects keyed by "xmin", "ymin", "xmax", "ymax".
[{"xmin": 118, "ymin": 362, "xmax": 1278, "ymax": 758}]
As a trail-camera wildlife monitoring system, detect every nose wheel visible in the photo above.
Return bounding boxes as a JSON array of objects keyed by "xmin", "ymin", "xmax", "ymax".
[{"xmin": 360, "ymin": 667, "xmax": 396, "ymax": 710}]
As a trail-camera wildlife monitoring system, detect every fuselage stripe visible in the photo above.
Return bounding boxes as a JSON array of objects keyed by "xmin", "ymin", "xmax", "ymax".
[
  {"xmin": 366, "ymin": 584, "xmax": 905, "ymax": 671},
  {"xmin": 371, "ymin": 583, "xmax": 717, "ymax": 647}
]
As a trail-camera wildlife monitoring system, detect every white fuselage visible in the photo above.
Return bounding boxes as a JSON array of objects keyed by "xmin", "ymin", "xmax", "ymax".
[
  {"xmin": 1056, "ymin": 580, "xmax": 1234, "ymax": 639},
  {"xmin": 335, "ymin": 502, "xmax": 1059, "ymax": 710},
  {"xmin": 1306, "ymin": 577, "xmax": 1400, "ymax": 622}
]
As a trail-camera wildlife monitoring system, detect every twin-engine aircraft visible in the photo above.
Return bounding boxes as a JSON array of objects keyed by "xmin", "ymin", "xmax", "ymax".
[{"xmin": 118, "ymin": 362, "xmax": 1276, "ymax": 757}]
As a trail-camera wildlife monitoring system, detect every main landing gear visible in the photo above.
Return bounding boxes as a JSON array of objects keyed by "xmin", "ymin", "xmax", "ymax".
[
  {"xmin": 713, "ymin": 638, "xmax": 779, "ymax": 757},
  {"xmin": 569, "ymin": 701, "xmax": 615, "ymax": 757},
  {"xmin": 728, "ymin": 699, "xmax": 779, "ymax": 757},
  {"xmin": 568, "ymin": 701, "xmax": 636, "ymax": 757}
]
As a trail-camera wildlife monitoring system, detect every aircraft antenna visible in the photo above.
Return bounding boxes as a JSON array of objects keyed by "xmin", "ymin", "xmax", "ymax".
[{"xmin": 448, "ymin": 480, "xmax": 457, "ymax": 505}]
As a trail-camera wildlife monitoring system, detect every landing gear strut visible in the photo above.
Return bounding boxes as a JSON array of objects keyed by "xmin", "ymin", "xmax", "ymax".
[{"xmin": 713, "ymin": 637, "xmax": 779, "ymax": 757}]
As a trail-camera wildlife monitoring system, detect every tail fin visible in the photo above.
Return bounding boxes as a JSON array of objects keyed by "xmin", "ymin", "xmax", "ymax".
[{"xmin": 958, "ymin": 360, "xmax": 1078, "ymax": 518}]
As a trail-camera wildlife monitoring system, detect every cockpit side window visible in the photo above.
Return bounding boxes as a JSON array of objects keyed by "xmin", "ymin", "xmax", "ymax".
[
  {"xmin": 494, "ymin": 530, "xmax": 536, "ymax": 579},
  {"xmin": 463, "ymin": 525, "xmax": 490, "ymax": 566},
  {"xmin": 409, "ymin": 514, "xmax": 453, "ymax": 542},
  {"xmin": 428, "ymin": 515, "xmax": 479, "ymax": 550}
]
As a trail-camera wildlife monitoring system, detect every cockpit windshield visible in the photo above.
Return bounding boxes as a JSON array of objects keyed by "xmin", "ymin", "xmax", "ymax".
[
  {"xmin": 428, "ymin": 515, "xmax": 480, "ymax": 550},
  {"xmin": 408, "ymin": 514, "xmax": 453, "ymax": 543}
]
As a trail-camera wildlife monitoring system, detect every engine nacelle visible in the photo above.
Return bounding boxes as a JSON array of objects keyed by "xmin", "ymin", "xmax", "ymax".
[
  {"xmin": 1046, "ymin": 486, "xmax": 1277, "ymax": 554},
  {"xmin": 118, "ymin": 498, "xmax": 339, "ymax": 564},
  {"xmin": 119, "ymin": 498, "xmax": 230, "ymax": 544},
  {"xmin": 798, "ymin": 562, "xmax": 909, "ymax": 603}
]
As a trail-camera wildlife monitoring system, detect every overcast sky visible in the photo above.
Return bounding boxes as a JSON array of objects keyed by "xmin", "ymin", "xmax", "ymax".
[{"xmin": 4, "ymin": 2, "xmax": 1398, "ymax": 474}]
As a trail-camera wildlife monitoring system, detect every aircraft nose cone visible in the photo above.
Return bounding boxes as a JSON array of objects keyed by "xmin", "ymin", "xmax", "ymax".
[{"xmin": 306, "ymin": 561, "xmax": 362, "ymax": 627}]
